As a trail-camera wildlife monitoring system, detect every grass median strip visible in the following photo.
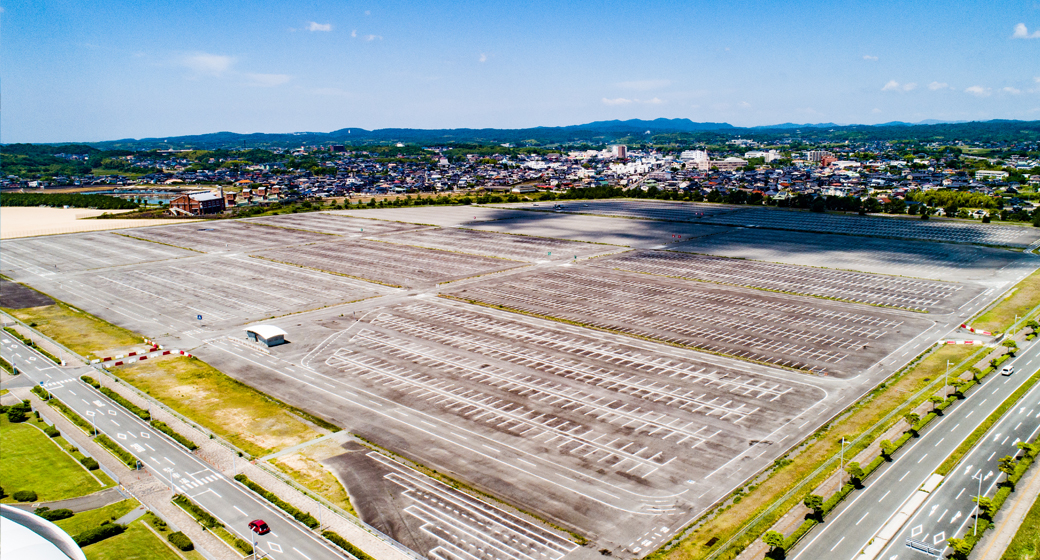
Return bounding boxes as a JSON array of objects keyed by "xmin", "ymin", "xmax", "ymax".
[
  {"xmin": 173, "ymin": 494, "xmax": 253, "ymax": 557},
  {"xmin": 96, "ymin": 433, "xmax": 138, "ymax": 469},
  {"xmin": 233, "ymin": 473, "xmax": 319, "ymax": 528},
  {"xmin": 936, "ymin": 367, "xmax": 1040, "ymax": 476}
]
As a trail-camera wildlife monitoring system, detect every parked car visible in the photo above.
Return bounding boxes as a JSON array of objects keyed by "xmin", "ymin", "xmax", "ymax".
[
  {"xmin": 1001, "ymin": 366, "xmax": 1015, "ymax": 376},
  {"xmin": 248, "ymin": 520, "xmax": 270, "ymax": 535}
]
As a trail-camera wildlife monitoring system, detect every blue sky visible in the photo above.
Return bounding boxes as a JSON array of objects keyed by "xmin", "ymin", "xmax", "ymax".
[{"xmin": 3, "ymin": 0, "xmax": 1040, "ymax": 142}]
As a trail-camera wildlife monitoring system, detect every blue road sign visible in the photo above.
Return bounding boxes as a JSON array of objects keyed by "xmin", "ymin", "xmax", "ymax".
[{"xmin": 197, "ymin": 315, "xmax": 203, "ymax": 321}]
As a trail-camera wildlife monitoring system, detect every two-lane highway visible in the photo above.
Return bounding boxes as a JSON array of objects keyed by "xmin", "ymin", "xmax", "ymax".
[
  {"xmin": 791, "ymin": 339, "xmax": 1040, "ymax": 560},
  {"xmin": 1, "ymin": 333, "xmax": 351, "ymax": 560}
]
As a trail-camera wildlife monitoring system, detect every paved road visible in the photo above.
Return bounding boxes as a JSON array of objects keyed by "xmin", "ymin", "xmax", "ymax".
[
  {"xmin": 0, "ymin": 333, "xmax": 351, "ymax": 560},
  {"xmin": 790, "ymin": 339, "xmax": 1040, "ymax": 560}
]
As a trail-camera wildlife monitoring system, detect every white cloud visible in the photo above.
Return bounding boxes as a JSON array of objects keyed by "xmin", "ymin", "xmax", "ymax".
[
  {"xmin": 965, "ymin": 85, "xmax": 992, "ymax": 97},
  {"xmin": 1012, "ymin": 23, "xmax": 1040, "ymax": 39},
  {"xmin": 928, "ymin": 81, "xmax": 950, "ymax": 90},
  {"xmin": 364, "ymin": 34, "xmax": 381, "ymax": 41},
  {"xmin": 1003, "ymin": 86, "xmax": 1023, "ymax": 94},
  {"xmin": 882, "ymin": 80, "xmax": 916, "ymax": 92},
  {"xmin": 180, "ymin": 52, "xmax": 235, "ymax": 76},
  {"xmin": 307, "ymin": 21, "xmax": 332, "ymax": 32},
  {"xmin": 646, "ymin": 97, "xmax": 665, "ymax": 105},
  {"xmin": 351, "ymin": 29, "xmax": 357, "ymax": 37},
  {"xmin": 602, "ymin": 98, "xmax": 634, "ymax": 105},
  {"xmin": 479, "ymin": 53, "xmax": 487, "ymax": 63},
  {"xmin": 872, "ymin": 108, "xmax": 882, "ymax": 114},
  {"xmin": 616, "ymin": 79, "xmax": 671, "ymax": 91},
  {"xmin": 739, "ymin": 101, "xmax": 751, "ymax": 108},
  {"xmin": 246, "ymin": 73, "xmax": 291, "ymax": 87},
  {"xmin": 863, "ymin": 55, "xmax": 878, "ymax": 61}
]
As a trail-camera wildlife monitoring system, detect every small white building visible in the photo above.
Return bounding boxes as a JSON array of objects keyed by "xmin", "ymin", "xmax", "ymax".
[{"xmin": 246, "ymin": 325, "xmax": 287, "ymax": 347}]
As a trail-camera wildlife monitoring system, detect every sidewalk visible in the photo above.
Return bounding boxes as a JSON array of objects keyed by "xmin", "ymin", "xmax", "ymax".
[
  {"xmin": 971, "ymin": 453, "xmax": 1040, "ymax": 560},
  {"xmin": 20, "ymin": 387, "xmax": 241, "ymax": 560}
]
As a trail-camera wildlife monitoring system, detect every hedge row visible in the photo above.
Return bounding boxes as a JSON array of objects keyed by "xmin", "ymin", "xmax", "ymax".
[
  {"xmin": 96, "ymin": 434, "xmax": 137, "ymax": 469},
  {"xmin": 31, "ymin": 386, "xmax": 50, "ymax": 400},
  {"xmin": 73, "ymin": 523, "xmax": 125, "ymax": 547},
  {"xmin": 172, "ymin": 494, "xmax": 221, "ymax": 529},
  {"xmin": 322, "ymin": 530, "xmax": 377, "ymax": 560},
  {"xmin": 35, "ymin": 507, "xmax": 74, "ymax": 521},
  {"xmin": 80, "ymin": 375, "xmax": 101, "ymax": 388},
  {"xmin": 3, "ymin": 327, "xmax": 61, "ymax": 364},
  {"xmin": 948, "ymin": 436, "xmax": 1040, "ymax": 558},
  {"xmin": 149, "ymin": 420, "xmax": 198, "ymax": 451},
  {"xmin": 98, "ymin": 386, "xmax": 150, "ymax": 421},
  {"xmin": 48, "ymin": 398, "xmax": 94, "ymax": 434},
  {"xmin": 233, "ymin": 474, "xmax": 319, "ymax": 528}
]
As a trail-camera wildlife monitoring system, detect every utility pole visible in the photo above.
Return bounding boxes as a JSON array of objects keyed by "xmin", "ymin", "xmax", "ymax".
[{"xmin": 945, "ymin": 360, "xmax": 952, "ymax": 393}]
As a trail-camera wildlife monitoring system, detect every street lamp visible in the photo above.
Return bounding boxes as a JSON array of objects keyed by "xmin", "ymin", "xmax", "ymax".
[
  {"xmin": 945, "ymin": 360, "xmax": 952, "ymax": 394},
  {"xmin": 839, "ymin": 437, "xmax": 846, "ymax": 484},
  {"xmin": 86, "ymin": 410, "xmax": 97, "ymax": 436},
  {"xmin": 972, "ymin": 469, "xmax": 984, "ymax": 535}
]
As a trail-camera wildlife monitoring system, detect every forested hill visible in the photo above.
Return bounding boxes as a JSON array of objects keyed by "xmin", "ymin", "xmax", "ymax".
[{"xmin": 6, "ymin": 119, "xmax": 1040, "ymax": 151}]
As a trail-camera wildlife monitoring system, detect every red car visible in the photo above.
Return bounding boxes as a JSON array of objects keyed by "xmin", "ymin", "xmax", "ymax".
[{"xmin": 248, "ymin": 520, "xmax": 270, "ymax": 535}]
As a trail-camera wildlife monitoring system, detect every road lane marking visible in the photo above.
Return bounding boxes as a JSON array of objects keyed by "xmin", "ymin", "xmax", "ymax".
[
  {"xmin": 880, "ymin": 490, "xmax": 891, "ymax": 502},
  {"xmin": 830, "ymin": 536, "xmax": 845, "ymax": 551},
  {"xmin": 856, "ymin": 513, "xmax": 869, "ymax": 525}
]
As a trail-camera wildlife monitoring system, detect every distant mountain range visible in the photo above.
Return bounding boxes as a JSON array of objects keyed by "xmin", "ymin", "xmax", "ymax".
[{"xmin": 54, "ymin": 118, "xmax": 1040, "ymax": 149}]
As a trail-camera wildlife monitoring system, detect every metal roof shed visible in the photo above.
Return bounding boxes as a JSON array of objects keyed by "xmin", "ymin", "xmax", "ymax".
[{"xmin": 246, "ymin": 325, "xmax": 287, "ymax": 347}]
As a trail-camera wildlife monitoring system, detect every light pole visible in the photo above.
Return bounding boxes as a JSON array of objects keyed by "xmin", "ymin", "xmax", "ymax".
[
  {"xmin": 86, "ymin": 410, "xmax": 97, "ymax": 436},
  {"xmin": 945, "ymin": 360, "xmax": 952, "ymax": 394},
  {"xmin": 840, "ymin": 437, "xmax": 846, "ymax": 484},
  {"xmin": 973, "ymin": 469, "xmax": 984, "ymax": 535}
]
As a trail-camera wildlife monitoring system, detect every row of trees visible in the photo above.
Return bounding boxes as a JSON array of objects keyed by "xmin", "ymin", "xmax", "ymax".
[{"xmin": 0, "ymin": 193, "xmax": 138, "ymax": 209}]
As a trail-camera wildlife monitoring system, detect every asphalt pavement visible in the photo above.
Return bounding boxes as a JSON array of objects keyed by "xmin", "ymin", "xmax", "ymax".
[
  {"xmin": 790, "ymin": 339, "xmax": 1040, "ymax": 560},
  {"xmin": 0, "ymin": 333, "xmax": 352, "ymax": 560}
]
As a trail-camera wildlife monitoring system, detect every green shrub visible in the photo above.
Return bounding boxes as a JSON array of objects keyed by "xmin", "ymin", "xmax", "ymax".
[
  {"xmin": 149, "ymin": 420, "xmax": 198, "ymax": 451},
  {"xmin": 234, "ymin": 474, "xmax": 319, "ymax": 528},
  {"xmin": 322, "ymin": 531, "xmax": 377, "ymax": 560},
  {"xmin": 80, "ymin": 375, "xmax": 101, "ymax": 388},
  {"xmin": 31, "ymin": 386, "xmax": 50, "ymax": 400},
  {"xmin": 172, "ymin": 494, "xmax": 221, "ymax": 529},
  {"xmin": 44, "ymin": 425, "xmax": 60, "ymax": 438},
  {"xmin": 168, "ymin": 531, "xmax": 194, "ymax": 551},
  {"xmin": 35, "ymin": 507, "xmax": 74, "ymax": 521},
  {"xmin": 73, "ymin": 523, "xmax": 125, "ymax": 546},
  {"xmin": 49, "ymin": 398, "xmax": 93, "ymax": 433},
  {"xmin": 7, "ymin": 408, "xmax": 28, "ymax": 423},
  {"xmin": 80, "ymin": 457, "xmax": 99, "ymax": 470},
  {"xmin": 99, "ymin": 387, "xmax": 150, "ymax": 421},
  {"xmin": 95, "ymin": 434, "xmax": 137, "ymax": 469},
  {"xmin": 13, "ymin": 490, "xmax": 38, "ymax": 502}
]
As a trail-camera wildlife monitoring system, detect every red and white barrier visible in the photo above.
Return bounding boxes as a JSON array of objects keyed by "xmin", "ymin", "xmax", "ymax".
[
  {"xmin": 960, "ymin": 324, "xmax": 994, "ymax": 336},
  {"xmin": 944, "ymin": 340, "xmax": 985, "ymax": 345}
]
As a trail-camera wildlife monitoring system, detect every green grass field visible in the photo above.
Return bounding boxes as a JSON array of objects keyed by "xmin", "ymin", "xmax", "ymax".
[
  {"xmin": 82, "ymin": 518, "xmax": 183, "ymax": 560},
  {"xmin": 55, "ymin": 499, "xmax": 139, "ymax": 536},
  {"xmin": 115, "ymin": 355, "xmax": 323, "ymax": 456},
  {"xmin": 1001, "ymin": 493, "xmax": 1040, "ymax": 560},
  {"xmin": 0, "ymin": 414, "xmax": 108, "ymax": 502}
]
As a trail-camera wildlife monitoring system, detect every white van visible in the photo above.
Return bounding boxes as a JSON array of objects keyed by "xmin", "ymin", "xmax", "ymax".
[{"xmin": 1001, "ymin": 366, "xmax": 1015, "ymax": 376}]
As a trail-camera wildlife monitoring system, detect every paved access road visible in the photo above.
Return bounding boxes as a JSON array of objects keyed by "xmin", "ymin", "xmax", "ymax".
[
  {"xmin": 790, "ymin": 339, "xmax": 1040, "ymax": 560},
  {"xmin": 0, "ymin": 333, "xmax": 351, "ymax": 560}
]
